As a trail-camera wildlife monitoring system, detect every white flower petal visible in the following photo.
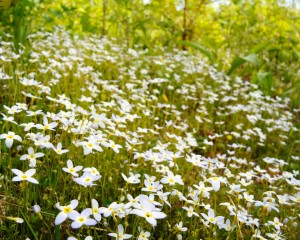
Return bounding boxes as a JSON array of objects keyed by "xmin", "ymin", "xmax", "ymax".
[
  {"xmin": 6, "ymin": 138, "xmax": 13, "ymax": 148},
  {"xmin": 55, "ymin": 212, "xmax": 68, "ymax": 225}
]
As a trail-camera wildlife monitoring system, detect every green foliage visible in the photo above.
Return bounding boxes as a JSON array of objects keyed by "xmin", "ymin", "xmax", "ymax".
[
  {"xmin": 227, "ymin": 53, "xmax": 259, "ymax": 76},
  {"xmin": 178, "ymin": 40, "xmax": 216, "ymax": 64},
  {"xmin": 1, "ymin": 0, "xmax": 300, "ymax": 100},
  {"xmin": 214, "ymin": 0, "xmax": 300, "ymax": 106},
  {"xmin": 255, "ymin": 72, "xmax": 274, "ymax": 95},
  {"xmin": 0, "ymin": 0, "xmax": 41, "ymax": 49}
]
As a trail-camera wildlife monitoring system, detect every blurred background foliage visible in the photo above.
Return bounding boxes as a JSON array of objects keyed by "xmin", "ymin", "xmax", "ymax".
[{"xmin": 0, "ymin": 0, "xmax": 300, "ymax": 107}]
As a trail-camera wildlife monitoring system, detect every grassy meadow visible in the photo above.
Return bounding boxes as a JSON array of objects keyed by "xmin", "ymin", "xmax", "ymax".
[{"xmin": 0, "ymin": 1, "xmax": 300, "ymax": 240}]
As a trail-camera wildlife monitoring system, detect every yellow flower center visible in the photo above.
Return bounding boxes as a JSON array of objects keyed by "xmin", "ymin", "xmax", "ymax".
[
  {"xmin": 93, "ymin": 208, "xmax": 99, "ymax": 214},
  {"xmin": 63, "ymin": 206, "xmax": 72, "ymax": 214},
  {"xmin": 227, "ymin": 135, "xmax": 232, "ymax": 140},
  {"xmin": 84, "ymin": 177, "xmax": 91, "ymax": 182}
]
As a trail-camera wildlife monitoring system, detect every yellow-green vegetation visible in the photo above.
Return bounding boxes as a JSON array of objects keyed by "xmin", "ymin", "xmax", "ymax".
[
  {"xmin": 0, "ymin": 1, "xmax": 300, "ymax": 240},
  {"xmin": 1, "ymin": 0, "xmax": 300, "ymax": 106}
]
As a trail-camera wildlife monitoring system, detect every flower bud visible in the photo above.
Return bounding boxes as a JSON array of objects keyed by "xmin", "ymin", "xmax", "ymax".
[
  {"xmin": 177, "ymin": 234, "xmax": 182, "ymax": 240},
  {"xmin": 293, "ymin": 222, "xmax": 298, "ymax": 227},
  {"xmin": 7, "ymin": 216, "xmax": 24, "ymax": 223}
]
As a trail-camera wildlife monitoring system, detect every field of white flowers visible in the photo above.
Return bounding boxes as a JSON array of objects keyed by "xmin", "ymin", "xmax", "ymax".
[{"xmin": 0, "ymin": 28, "xmax": 299, "ymax": 240}]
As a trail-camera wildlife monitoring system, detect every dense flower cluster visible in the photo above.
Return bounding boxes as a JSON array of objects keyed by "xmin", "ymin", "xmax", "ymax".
[{"xmin": 0, "ymin": 28, "xmax": 299, "ymax": 239}]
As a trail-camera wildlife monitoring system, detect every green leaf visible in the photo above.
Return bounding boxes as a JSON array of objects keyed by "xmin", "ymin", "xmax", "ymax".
[
  {"xmin": 257, "ymin": 72, "xmax": 273, "ymax": 94},
  {"xmin": 241, "ymin": 54, "xmax": 259, "ymax": 65},
  {"xmin": 202, "ymin": 37, "xmax": 222, "ymax": 50},
  {"xmin": 227, "ymin": 57, "xmax": 245, "ymax": 76},
  {"xmin": 133, "ymin": 18, "xmax": 151, "ymax": 35},
  {"xmin": 227, "ymin": 53, "xmax": 259, "ymax": 75},
  {"xmin": 249, "ymin": 40, "xmax": 271, "ymax": 54},
  {"xmin": 177, "ymin": 41, "xmax": 215, "ymax": 63},
  {"xmin": 282, "ymin": 80, "xmax": 300, "ymax": 97}
]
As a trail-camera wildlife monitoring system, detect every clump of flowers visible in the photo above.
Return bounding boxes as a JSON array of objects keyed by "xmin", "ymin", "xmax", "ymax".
[{"xmin": 0, "ymin": 28, "xmax": 299, "ymax": 239}]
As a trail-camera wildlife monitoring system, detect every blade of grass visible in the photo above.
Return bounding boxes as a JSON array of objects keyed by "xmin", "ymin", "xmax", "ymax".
[{"xmin": 20, "ymin": 211, "xmax": 38, "ymax": 240}]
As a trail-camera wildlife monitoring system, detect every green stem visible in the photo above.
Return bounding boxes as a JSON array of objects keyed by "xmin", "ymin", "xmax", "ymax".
[{"xmin": 20, "ymin": 211, "xmax": 38, "ymax": 240}]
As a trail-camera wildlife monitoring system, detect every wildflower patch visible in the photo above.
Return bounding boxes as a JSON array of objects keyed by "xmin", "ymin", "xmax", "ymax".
[{"xmin": 0, "ymin": 29, "xmax": 299, "ymax": 239}]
